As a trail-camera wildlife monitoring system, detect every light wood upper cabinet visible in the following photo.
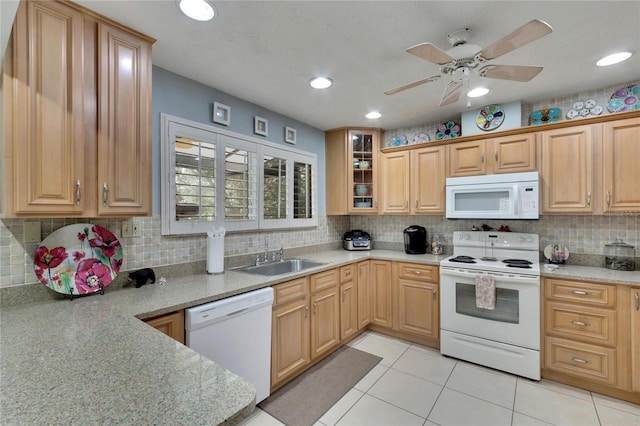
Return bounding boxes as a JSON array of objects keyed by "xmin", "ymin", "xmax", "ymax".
[
  {"xmin": 602, "ymin": 118, "xmax": 640, "ymax": 213},
  {"xmin": 325, "ymin": 128, "xmax": 382, "ymax": 214},
  {"xmin": 380, "ymin": 146, "xmax": 445, "ymax": 214},
  {"xmin": 447, "ymin": 134, "xmax": 535, "ymax": 177},
  {"xmin": 540, "ymin": 124, "xmax": 596, "ymax": 213},
  {"xmin": 2, "ymin": 0, "xmax": 154, "ymax": 217},
  {"xmin": 97, "ymin": 23, "xmax": 152, "ymax": 215}
]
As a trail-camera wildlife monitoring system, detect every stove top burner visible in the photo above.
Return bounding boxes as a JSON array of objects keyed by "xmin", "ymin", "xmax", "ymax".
[
  {"xmin": 506, "ymin": 264, "xmax": 533, "ymax": 269},
  {"xmin": 502, "ymin": 259, "xmax": 533, "ymax": 265},
  {"xmin": 449, "ymin": 256, "xmax": 476, "ymax": 264}
]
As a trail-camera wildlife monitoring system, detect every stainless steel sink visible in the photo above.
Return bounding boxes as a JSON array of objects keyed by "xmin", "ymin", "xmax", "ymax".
[{"xmin": 236, "ymin": 259, "xmax": 325, "ymax": 276}]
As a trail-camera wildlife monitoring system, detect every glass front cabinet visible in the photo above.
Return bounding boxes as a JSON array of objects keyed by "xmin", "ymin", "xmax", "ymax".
[{"xmin": 325, "ymin": 128, "xmax": 382, "ymax": 214}]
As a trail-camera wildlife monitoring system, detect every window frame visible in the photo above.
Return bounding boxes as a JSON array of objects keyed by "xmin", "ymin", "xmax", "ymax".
[{"xmin": 161, "ymin": 114, "xmax": 317, "ymax": 235}]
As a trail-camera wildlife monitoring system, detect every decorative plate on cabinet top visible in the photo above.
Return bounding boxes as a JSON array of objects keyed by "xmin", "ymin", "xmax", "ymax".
[
  {"xmin": 436, "ymin": 121, "xmax": 460, "ymax": 139},
  {"xmin": 529, "ymin": 107, "xmax": 562, "ymax": 125},
  {"xmin": 566, "ymin": 99, "xmax": 603, "ymax": 119},
  {"xmin": 412, "ymin": 132, "xmax": 430, "ymax": 144},
  {"xmin": 475, "ymin": 104, "xmax": 505, "ymax": 131},
  {"xmin": 33, "ymin": 224, "xmax": 123, "ymax": 296},
  {"xmin": 607, "ymin": 84, "xmax": 640, "ymax": 113},
  {"xmin": 387, "ymin": 135, "xmax": 408, "ymax": 147}
]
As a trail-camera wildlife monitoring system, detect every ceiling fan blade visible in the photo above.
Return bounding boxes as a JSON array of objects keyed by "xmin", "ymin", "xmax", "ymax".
[
  {"xmin": 480, "ymin": 19, "xmax": 552, "ymax": 60},
  {"xmin": 407, "ymin": 42, "xmax": 455, "ymax": 65},
  {"xmin": 479, "ymin": 64, "xmax": 543, "ymax": 82},
  {"xmin": 384, "ymin": 75, "xmax": 440, "ymax": 95},
  {"xmin": 439, "ymin": 81, "xmax": 463, "ymax": 106}
]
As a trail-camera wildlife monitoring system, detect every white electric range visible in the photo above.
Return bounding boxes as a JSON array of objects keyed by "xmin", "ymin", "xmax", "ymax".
[{"xmin": 440, "ymin": 231, "xmax": 541, "ymax": 380}]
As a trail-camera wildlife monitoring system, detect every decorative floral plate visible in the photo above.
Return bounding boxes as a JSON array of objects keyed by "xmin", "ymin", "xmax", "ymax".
[
  {"xmin": 387, "ymin": 135, "xmax": 408, "ymax": 147},
  {"xmin": 33, "ymin": 224, "xmax": 123, "ymax": 296},
  {"xmin": 436, "ymin": 121, "xmax": 460, "ymax": 140},
  {"xmin": 412, "ymin": 132, "xmax": 430, "ymax": 144},
  {"xmin": 607, "ymin": 85, "xmax": 640, "ymax": 113},
  {"xmin": 566, "ymin": 99, "xmax": 603, "ymax": 119},
  {"xmin": 475, "ymin": 104, "xmax": 505, "ymax": 131},
  {"xmin": 529, "ymin": 107, "xmax": 562, "ymax": 125}
]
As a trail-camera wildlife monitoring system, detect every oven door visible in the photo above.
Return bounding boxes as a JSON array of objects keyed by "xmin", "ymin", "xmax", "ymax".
[{"xmin": 440, "ymin": 266, "xmax": 540, "ymax": 350}]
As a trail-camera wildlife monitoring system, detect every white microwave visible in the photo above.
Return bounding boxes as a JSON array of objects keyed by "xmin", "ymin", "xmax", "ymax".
[{"xmin": 446, "ymin": 171, "xmax": 539, "ymax": 219}]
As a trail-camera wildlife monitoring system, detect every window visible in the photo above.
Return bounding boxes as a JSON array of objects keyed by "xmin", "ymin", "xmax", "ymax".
[{"xmin": 161, "ymin": 114, "xmax": 317, "ymax": 235}]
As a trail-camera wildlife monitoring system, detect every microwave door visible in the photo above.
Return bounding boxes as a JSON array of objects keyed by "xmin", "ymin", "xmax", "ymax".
[{"xmin": 446, "ymin": 183, "xmax": 516, "ymax": 219}]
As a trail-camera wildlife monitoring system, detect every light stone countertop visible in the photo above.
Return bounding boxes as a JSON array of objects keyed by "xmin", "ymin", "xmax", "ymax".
[{"xmin": 1, "ymin": 249, "xmax": 637, "ymax": 425}]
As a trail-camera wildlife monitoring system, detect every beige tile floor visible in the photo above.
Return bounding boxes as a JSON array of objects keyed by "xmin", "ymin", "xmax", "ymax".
[{"xmin": 240, "ymin": 331, "xmax": 640, "ymax": 426}]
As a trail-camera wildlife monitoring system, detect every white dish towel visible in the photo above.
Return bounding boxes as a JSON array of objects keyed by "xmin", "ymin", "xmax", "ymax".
[{"xmin": 475, "ymin": 273, "xmax": 496, "ymax": 310}]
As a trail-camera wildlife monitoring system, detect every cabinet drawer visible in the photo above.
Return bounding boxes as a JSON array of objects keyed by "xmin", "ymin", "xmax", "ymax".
[
  {"xmin": 545, "ymin": 279, "xmax": 615, "ymax": 308},
  {"xmin": 340, "ymin": 264, "xmax": 356, "ymax": 283},
  {"xmin": 544, "ymin": 301, "xmax": 616, "ymax": 346},
  {"xmin": 544, "ymin": 336, "xmax": 616, "ymax": 386},
  {"xmin": 273, "ymin": 278, "xmax": 309, "ymax": 305},
  {"xmin": 310, "ymin": 269, "xmax": 339, "ymax": 293},
  {"xmin": 397, "ymin": 263, "xmax": 438, "ymax": 282}
]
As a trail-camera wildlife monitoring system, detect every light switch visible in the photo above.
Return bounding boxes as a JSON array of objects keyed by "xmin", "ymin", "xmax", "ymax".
[{"xmin": 23, "ymin": 221, "xmax": 41, "ymax": 243}]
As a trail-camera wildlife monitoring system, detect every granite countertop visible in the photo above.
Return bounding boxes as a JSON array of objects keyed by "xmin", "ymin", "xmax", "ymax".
[{"xmin": 1, "ymin": 249, "xmax": 637, "ymax": 425}]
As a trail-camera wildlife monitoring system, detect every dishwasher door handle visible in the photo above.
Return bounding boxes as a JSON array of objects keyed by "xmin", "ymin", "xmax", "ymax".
[{"xmin": 226, "ymin": 307, "xmax": 249, "ymax": 317}]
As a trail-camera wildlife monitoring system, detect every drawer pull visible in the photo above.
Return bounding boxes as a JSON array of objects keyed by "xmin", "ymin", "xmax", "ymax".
[
  {"xmin": 571, "ymin": 290, "xmax": 591, "ymax": 295},
  {"xmin": 413, "ymin": 270, "xmax": 423, "ymax": 275},
  {"xmin": 570, "ymin": 320, "xmax": 589, "ymax": 327},
  {"xmin": 571, "ymin": 357, "xmax": 589, "ymax": 364}
]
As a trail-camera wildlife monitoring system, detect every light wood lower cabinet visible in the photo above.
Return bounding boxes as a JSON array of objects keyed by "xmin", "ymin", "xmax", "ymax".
[
  {"xmin": 310, "ymin": 269, "xmax": 341, "ymax": 360},
  {"xmin": 631, "ymin": 287, "xmax": 640, "ymax": 393},
  {"xmin": 357, "ymin": 260, "xmax": 371, "ymax": 329},
  {"xmin": 394, "ymin": 263, "xmax": 439, "ymax": 342},
  {"xmin": 543, "ymin": 278, "xmax": 639, "ymax": 404},
  {"xmin": 339, "ymin": 264, "xmax": 358, "ymax": 341},
  {"xmin": 143, "ymin": 310, "xmax": 185, "ymax": 344},
  {"xmin": 370, "ymin": 260, "xmax": 393, "ymax": 327}
]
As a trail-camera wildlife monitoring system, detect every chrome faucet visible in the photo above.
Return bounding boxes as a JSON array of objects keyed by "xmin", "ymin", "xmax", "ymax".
[{"xmin": 264, "ymin": 236, "xmax": 269, "ymax": 263}]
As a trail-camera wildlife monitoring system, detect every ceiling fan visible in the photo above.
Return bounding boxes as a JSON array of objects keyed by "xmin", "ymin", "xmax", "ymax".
[{"xmin": 384, "ymin": 19, "xmax": 553, "ymax": 106}]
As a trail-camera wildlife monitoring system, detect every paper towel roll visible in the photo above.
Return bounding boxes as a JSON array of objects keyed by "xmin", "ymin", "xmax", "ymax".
[{"xmin": 206, "ymin": 233, "xmax": 224, "ymax": 274}]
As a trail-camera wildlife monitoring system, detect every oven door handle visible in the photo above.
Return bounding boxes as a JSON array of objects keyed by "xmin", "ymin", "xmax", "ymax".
[{"xmin": 440, "ymin": 268, "xmax": 540, "ymax": 285}]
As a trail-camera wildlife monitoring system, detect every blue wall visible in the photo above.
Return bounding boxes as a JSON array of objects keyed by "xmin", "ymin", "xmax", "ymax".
[{"xmin": 151, "ymin": 66, "xmax": 327, "ymax": 214}]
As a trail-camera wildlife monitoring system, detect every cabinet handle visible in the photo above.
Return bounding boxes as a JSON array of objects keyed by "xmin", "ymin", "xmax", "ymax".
[
  {"xmin": 481, "ymin": 152, "xmax": 485, "ymax": 163},
  {"xmin": 342, "ymin": 291, "xmax": 346, "ymax": 302},
  {"xmin": 374, "ymin": 200, "xmax": 378, "ymax": 208},
  {"xmin": 313, "ymin": 301, "xmax": 317, "ymax": 315},
  {"xmin": 606, "ymin": 190, "xmax": 611, "ymax": 207},
  {"xmin": 433, "ymin": 289, "xmax": 437, "ymax": 300},
  {"xmin": 415, "ymin": 199, "xmax": 418, "ymax": 208},
  {"xmin": 587, "ymin": 191, "xmax": 591, "ymax": 207},
  {"xmin": 494, "ymin": 149, "xmax": 498, "ymax": 162},
  {"xmin": 571, "ymin": 357, "xmax": 589, "ymax": 364},
  {"xmin": 635, "ymin": 291, "xmax": 639, "ymax": 311},
  {"xmin": 75, "ymin": 180, "xmax": 82, "ymax": 206},
  {"xmin": 570, "ymin": 320, "xmax": 589, "ymax": 327},
  {"xmin": 405, "ymin": 200, "xmax": 408, "ymax": 209},
  {"xmin": 102, "ymin": 183, "xmax": 109, "ymax": 208},
  {"xmin": 571, "ymin": 290, "xmax": 590, "ymax": 295},
  {"xmin": 305, "ymin": 305, "xmax": 309, "ymax": 318}
]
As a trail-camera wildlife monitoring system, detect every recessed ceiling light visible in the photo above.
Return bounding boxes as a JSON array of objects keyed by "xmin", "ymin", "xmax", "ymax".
[
  {"xmin": 309, "ymin": 77, "xmax": 333, "ymax": 89},
  {"xmin": 179, "ymin": 0, "xmax": 215, "ymax": 21},
  {"xmin": 596, "ymin": 51, "xmax": 633, "ymax": 66},
  {"xmin": 365, "ymin": 111, "xmax": 382, "ymax": 119},
  {"xmin": 467, "ymin": 87, "xmax": 490, "ymax": 98}
]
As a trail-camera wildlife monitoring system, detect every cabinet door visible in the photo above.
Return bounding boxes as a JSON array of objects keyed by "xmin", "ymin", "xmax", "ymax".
[
  {"xmin": 490, "ymin": 133, "xmax": 536, "ymax": 174},
  {"xmin": 448, "ymin": 140, "xmax": 487, "ymax": 177},
  {"xmin": 9, "ymin": 0, "xmax": 86, "ymax": 215},
  {"xmin": 540, "ymin": 125, "xmax": 595, "ymax": 213},
  {"xmin": 396, "ymin": 278, "xmax": 439, "ymax": 339},
  {"xmin": 412, "ymin": 146, "xmax": 446, "ymax": 214},
  {"xmin": 632, "ymin": 287, "xmax": 640, "ymax": 392},
  {"xmin": 144, "ymin": 310, "xmax": 185, "ymax": 344},
  {"xmin": 348, "ymin": 130, "xmax": 379, "ymax": 213},
  {"xmin": 357, "ymin": 261, "xmax": 371, "ymax": 329},
  {"xmin": 370, "ymin": 260, "xmax": 393, "ymax": 328},
  {"xmin": 97, "ymin": 22, "xmax": 152, "ymax": 215},
  {"xmin": 602, "ymin": 118, "xmax": 640, "ymax": 213},
  {"xmin": 381, "ymin": 151, "xmax": 410, "ymax": 213},
  {"xmin": 271, "ymin": 298, "xmax": 310, "ymax": 387},
  {"xmin": 310, "ymin": 286, "xmax": 340, "ymax": 360},
  {"xmin": 340, "ymin": 281, "xmax": 358, "ymax": 341}
]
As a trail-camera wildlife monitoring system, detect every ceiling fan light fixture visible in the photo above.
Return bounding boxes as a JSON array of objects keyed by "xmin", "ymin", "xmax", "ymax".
[
  {"xmin": 309, "ymin": 77, "xmax": 333, "ymax": 89},
  {"xmin": 467, "ymin": 87, "xmax": 490, "ymax": 98},
  {"xmin": 179, "ymin": 0, "xmax": 215, "ymax": 21},
  {"xmin": 365, "ymin": 111, "xmax": 382, "ymax": 119},
  {"xmin": 595, "ymin": 51, "xmax": 633, "ymax": 66}
]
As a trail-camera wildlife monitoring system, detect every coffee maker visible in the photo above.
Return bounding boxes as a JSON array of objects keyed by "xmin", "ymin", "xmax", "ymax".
[{"xmin": 403, "ymin": 225, "xmax": 427, "ymax": 254}]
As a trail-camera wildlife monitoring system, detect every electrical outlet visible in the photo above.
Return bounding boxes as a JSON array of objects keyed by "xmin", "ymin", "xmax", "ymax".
[
  {"xmin": 122, "ymin": 219, "xmax": 141, "ymax": 238},
  {"xmin": 23, "ymin": 221, "xmax": 42, "ymax": 243}
]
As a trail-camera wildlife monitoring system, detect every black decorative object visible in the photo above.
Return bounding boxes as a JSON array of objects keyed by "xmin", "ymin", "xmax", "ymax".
[{"xmin": 128, "ymin": 268, "xmax": 156, "ymax": 288}]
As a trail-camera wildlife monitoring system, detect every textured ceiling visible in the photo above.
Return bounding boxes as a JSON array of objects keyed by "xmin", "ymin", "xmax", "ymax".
[{"xmin": 74, "ymin": 1, "xmax": 640, "ymax": 131}]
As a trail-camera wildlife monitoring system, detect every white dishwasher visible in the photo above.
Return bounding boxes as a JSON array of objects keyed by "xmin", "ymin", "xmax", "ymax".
[{"xmin": 185, "ymin": 287, "xmax": 274, "ymax": 403}]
